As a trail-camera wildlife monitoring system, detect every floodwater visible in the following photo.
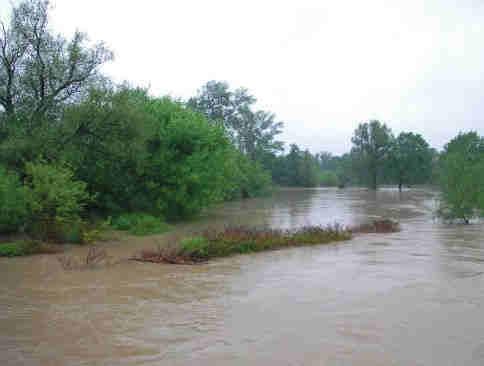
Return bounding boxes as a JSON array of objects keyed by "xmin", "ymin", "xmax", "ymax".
[{"xmin": 1, "ymin": 187, "xmax": 484, "ymax": 366}]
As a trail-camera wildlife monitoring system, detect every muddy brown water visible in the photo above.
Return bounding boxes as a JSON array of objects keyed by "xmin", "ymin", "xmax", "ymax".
[{"xmin": 1, "ymin": 187, "xmax": 484, "ymax": 366}]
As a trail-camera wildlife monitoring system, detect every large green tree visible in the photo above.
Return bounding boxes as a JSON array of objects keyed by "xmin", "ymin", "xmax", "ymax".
[
  {"xmin": 351, "ymin": 120, "xmax": 393, "ymax": 189},
  {"xmin": 438, "ymin": 132, "xmax": 484, "ymax": 223},
  {"xmin": 388, "ymin": 132, "xmax": 433, "ymax": 191}
]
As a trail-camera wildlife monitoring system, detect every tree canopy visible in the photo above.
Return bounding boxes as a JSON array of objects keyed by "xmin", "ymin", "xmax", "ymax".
[
  {"xmin": 387, "ymin": 132, "xmax": 433, "ymax": 191},
  {"xmin": 0, "ymin": 0, "xmax": 112, "ymax": 127},
  {"xmin": 351, "ymin": 120, "xmax": 393, "ymax": 189},
  {"xmin": 438, "ymin": 132, "xmax": 484, "ymax": 222}
]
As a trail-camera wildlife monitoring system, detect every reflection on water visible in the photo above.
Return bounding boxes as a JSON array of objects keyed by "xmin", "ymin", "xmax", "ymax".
[{"xmin": 1, "ymin": 187, "xmax": 483, "ymax": 366}]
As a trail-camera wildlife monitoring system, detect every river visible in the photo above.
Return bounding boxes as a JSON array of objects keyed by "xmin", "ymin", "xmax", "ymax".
[{"xmin": 1, "ymin": 187, "xmax": 483, "ymax": 365}]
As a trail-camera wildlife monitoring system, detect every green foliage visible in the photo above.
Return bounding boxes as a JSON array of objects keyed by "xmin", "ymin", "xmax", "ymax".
[
  {"xmin": 165, "ymin": 225, "xmax": 352, "ymax": 262},
  {"xmin": 110, "ymin": 213, "xmax": 170, "ymax": 236},
  {"xmin": 0, "ymin": 240, "xmax": 49, "ymax": 257},
  {"xmin": 179, "ymin": 236, "xmax": 210, "ymax": 259},
  {"xmin": 60, "ymin": 87, "xmax": 155, "ymax": 214},
  {"xmin": 387, "ymin": 132, "xmax": 433, "ymax": 190},
  {"xmin": 351, "ymin": 120, "xmax": 393, "ymax": 189},
  {"xmin": 189, "ymin": 81, "xmax": 283, "ymax": 162},
  {"xmin": 24, "ymin": 162, "xmax": 91, "ymax": 241},
  {"xmin": 224, "ymin": 152, "xmax": 272, "ymax": 199},
  {"xmin": 0, "ymin": 166, "xmax": 28, "ymax": 233},
  {"xmin": 0, "ymin": 241, "xmax": 31, "ymax": 257},
  {"xmin": 0, "ymin": 0, "xmax": 112, "ymax": 127},
  {"xmin": 143, "ymin": 97, "xmax": 235, "ymax": 218},
  {"xmin": 438, "ymin": 132, "xmax": 484, "ymax": 222},
  {"xmin": 318, "ymin": 171, "xmax": 339, "ymax": 187},
  {"xmin": 270, "ymin": 144, "xmax": 321, "ymax": 187}
]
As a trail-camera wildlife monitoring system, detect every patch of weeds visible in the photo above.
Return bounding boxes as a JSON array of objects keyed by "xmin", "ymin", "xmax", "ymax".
[
  {"xmin": 0, "ymin": 240, "xmax": 62, "ymax": 257},
  {"xmin": 180, "ymin": 236, "xmax": 210, "ymax": 260},
  {"xmin": 110, "ymin": 213, "xmax": 171, "ymax": 236}
]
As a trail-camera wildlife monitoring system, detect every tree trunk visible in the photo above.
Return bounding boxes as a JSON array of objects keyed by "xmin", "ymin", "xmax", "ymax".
[{"xmin": 371, "ymin": 165, "xmax": 377, "ymax": 190}]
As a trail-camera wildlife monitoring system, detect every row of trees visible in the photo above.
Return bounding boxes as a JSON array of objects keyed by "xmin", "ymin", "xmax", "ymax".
[
  {"xmin": 231, "ymin": 120, "xmax": 436, "ymax": 192},
  {"xmin": 350, "ymin": 120, "xmax": 436, "ymax": 190}
]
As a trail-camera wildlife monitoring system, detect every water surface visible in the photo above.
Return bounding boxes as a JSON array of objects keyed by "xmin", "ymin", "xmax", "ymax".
[{"xmin": 1, "ymin": 187, "xmax": 483, "ymax": 365}]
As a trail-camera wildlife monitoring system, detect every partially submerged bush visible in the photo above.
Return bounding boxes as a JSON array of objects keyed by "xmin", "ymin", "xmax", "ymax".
[
  {"xmin": 0, "ymin": 166, "xmax": 28, "ymax": 233},
  {"xmin": 0, "ymin": 240, "xmax": 62, "ymax": 257},
  {"xmin": 179, "ymin": 236, "xmax": 210, "ymax": 259},
  {"xmin": 110, "ymin": 213, "xmax": 171, "ymax": 236}
]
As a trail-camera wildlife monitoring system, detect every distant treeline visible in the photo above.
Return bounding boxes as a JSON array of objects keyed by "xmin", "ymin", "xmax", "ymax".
[
  {"xmin": 262, "ymin": 122, "xmax": 439, "ymax": 190},
  {"xmin": 0, "ymin": 0, "xmax": 482, "ymax": 246}
]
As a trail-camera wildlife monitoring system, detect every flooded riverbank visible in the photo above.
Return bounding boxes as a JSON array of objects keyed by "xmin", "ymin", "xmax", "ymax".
[{"xmin": 1, "ymin": 187, "xmax": 483, "ymax": 365}]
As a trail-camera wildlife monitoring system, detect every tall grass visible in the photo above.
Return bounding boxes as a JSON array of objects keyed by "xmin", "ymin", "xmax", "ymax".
[
  {"xmin": 132, "ymin": 219, "xmax": 400, "ymax": 264},
  {"xmin": 110, "ymin": 213, "xmax": 171, "ymax": 236}
]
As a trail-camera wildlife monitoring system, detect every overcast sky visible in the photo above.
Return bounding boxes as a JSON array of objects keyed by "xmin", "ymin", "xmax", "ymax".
[{"xmin": 2, "ymin": 0, "xmax": 484, "ymax": 154}]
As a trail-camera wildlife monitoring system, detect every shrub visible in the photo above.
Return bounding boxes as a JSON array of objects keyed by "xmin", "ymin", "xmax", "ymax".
[
  {"xmin": 224, "ymin": 152, "xmax": 272, "ymax": 200},
  {"xmin": 0, "ymin": 241, "xmax": 32, "ymax": 257},
  {"xmin": 179, "ymin": 236, "xmax": 210, "ymax": 259},
  {"xmin": 24, "ymin": 162, "xmax": 91, "ymax": 241},
  {"xmin": 0, "ymin": 240, "xmax": 61, "ymax": 257},
  {"xmin": 0, "ymin": 166, "xmax": 28, "ymax": 233},
  {"xmin": 110, "ymin": 213, "xmax": 170, "ymax": 236}
]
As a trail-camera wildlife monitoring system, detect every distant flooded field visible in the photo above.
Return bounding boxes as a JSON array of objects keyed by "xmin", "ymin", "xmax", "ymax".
[{"xmin": 1, "ymin": 187, "xmax": 483, "ymax": 366}]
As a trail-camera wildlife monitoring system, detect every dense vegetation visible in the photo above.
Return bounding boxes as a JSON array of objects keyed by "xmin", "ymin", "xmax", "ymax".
[
  {"xmin": 132, "ymin": 225, "xmax": 353, "ymax": 264},
  {"xmin": 132, "ymin": 219, "xmax": 401, "ymax": 264},
  {"xmin": 0, "ymin": 1, "xmax": 482, "ymax": 253},
  {"xmin": 0, "ymin": 1, "xmax": 276, "ymax": 243}
]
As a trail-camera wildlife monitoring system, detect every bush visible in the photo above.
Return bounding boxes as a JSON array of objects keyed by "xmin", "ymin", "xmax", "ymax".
[
  {"xmin": 24, "ymin": 162, "xmax": 91, "ymax": 241},
  {"xmin": 224, "ymin": 152, "xmax": 272, "ymax": 200},
  {"xmin": 110, "ymin": 213, "xmax": 170, "ymax": 236},
  {"xmin": 0, "ymin": 166, "xmax": 28, "ymax": 233},
  {"xmin": 179, "ymin": 236, "xmax": 210, "ymax": 259},
  {"xmin": 0, "ymin": 240, "xmax": 61, "ymax": 257},
  {"xmin": 0, "ymin": 241, "xmax": 31, "ymax": 257}
]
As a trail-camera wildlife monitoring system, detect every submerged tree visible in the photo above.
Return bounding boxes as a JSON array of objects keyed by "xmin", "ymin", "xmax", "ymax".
[
  {"xmin": 0, "ymin": 0, "xmax": 112, "ymax": 128},
  {"xmin": 388, "ymin": 132, "xmax": 433, "ymax": 191},
  {"xmin": 351, "ymin": 120, "xmax": 393, "ymax": 189},
  {"xmin": 438, "ymin": 132, "xmax": 484, "ymax": 223}
]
